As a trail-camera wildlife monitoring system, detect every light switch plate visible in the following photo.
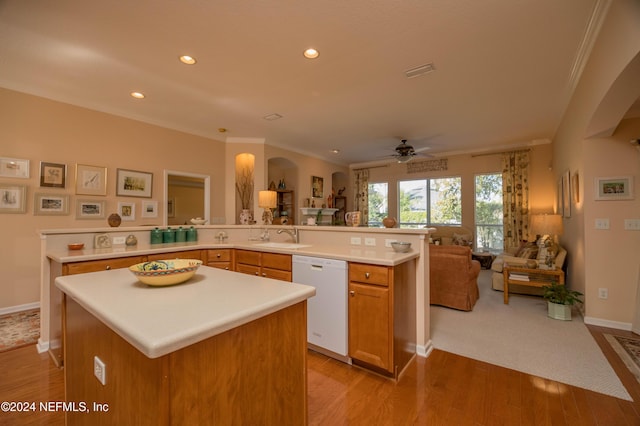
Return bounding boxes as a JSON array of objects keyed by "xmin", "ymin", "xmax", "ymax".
[
  {"xmin": 624, "ymin": 219, "xmax": 640, "ymax": 230},
  {"xmin": 364, "ymin": 238, "xmax": 376, "ymax": 246},
  {"xmin": 350, "ymin": 237, "xmax": 361, "ymax": 245},
  {"xmin": 112, "ymin": 236, "xmax": 126, "ymax": 245},
  {"xmin": 94, "ymin": 356, "xmax": 106, "ymax": 385},
  {"xmin": 595, "ymin": 218, "xmax": 609, "ymax": 230}
]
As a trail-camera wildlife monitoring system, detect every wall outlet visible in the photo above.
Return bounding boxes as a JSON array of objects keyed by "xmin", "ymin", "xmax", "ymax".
[
  {"xmin": 350, "ymin": 237, "xmax": 361, "ymax": 245},
  {"xmin": 112, "ymin": 236, "xmax": 126, "ymax": 245},
  {"xmin": 364, "ymin": 237, "xmax": 376, "ymax": 246},
  {"xmin": 384, "ymin": 239, "xmax": 397, "ymax": 248},
  {"xmin": 94, "ymin": 356, "xmax": 106, "ymax": 385},
  {"xmin": 598, "ymin": 288, "xmax": 608, "ymax": 299},
  {"xmin": 624, "ymin": 219, "xmax": 640, "ymax": 230},
  {"xmin": 595, "ymin": 218, "xmax": 609, "ymax": 230}
]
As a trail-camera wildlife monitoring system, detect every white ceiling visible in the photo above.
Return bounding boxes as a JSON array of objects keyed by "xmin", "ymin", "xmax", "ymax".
[{"xmin": 0, "ymin": 0, "xmax": 601, "ymax": 165}]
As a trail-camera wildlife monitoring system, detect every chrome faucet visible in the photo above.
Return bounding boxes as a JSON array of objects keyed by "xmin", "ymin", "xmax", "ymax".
[{"xmin": 277, "ymin": 227, "xmax": 299, "ymax": 243}]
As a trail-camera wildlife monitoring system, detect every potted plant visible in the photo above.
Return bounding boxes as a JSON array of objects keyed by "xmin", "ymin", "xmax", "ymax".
[{"xmin": 542, "ymin": 282, "xmax": 583, "ymax": 321}]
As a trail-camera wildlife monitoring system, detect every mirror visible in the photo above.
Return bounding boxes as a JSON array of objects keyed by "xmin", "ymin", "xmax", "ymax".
[{"xmin": 164, "ymin": 170, "xmax": 210, "ymax": 226}]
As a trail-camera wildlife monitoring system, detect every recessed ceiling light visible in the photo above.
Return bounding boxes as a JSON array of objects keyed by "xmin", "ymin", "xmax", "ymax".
[
  {"xmin": 179, "ymin": 55, "xmax": 197, "ymax": 65},
  {"xmin": 130, "ymin": 91, "xmax": 145, "ymax": 99},
  {"xmin": 303, "ymin": 48, "xmax": 319, "ymax": 59},
  {"xmin": 331, "ymin": 149, "xmax": 340, "ymax": 154}
]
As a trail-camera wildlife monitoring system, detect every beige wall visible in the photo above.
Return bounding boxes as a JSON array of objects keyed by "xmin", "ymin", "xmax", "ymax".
[
  {"xmin": 366, "ymin": 143, "xmax": 555, "ymax": 237},
  {"xmin": 553, "ymin": 0, "xmax": 640, "ymax": 328},
  {"xmin": 0, "ymin": 88, "xmax": 226, "ymax": 309}
]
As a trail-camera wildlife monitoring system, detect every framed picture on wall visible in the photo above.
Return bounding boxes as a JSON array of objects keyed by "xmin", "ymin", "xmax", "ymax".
[
  {"xmin": 562, "ymin": 170, "xmax": 571, "ymax": 218},
  {"xmin": 556, "ymin": 178, "xmax": 563, "ymax": 217},
  {"xmin": 0, "ymin": 157, "xmax": 29, "ymax": 178},
  {"xmin": 76, "ymin": 199, "xmax": 106, "ymax": 219},
  {"xmin": 595, "ymin": 176, "xmax": 634, "ymax": 200},
  {"xmin": 76, "ymin": 164, "xmax": 107, "ymax": 196},
  {"xmin": 39, "ymin": 162, "xmax": 66, "ymax": 188},
  {"xmin": 0, "ymin": 184, "xmax": 27, "ymax": 213},
  {"xmin": 116, "ymin": 168, "xmax": 153, "ymax": 198},
  {"xmin": 141, "ymin": 200, "xmax": 158, "ymax": 218},
  {"xmin": 311, "ymin": 175, "xmax": 324, "ymax": 198},
  {"xmin": 117, "ymin": 201, "xmax": 136, "ymax": 221},
  {"xmin": 34, "ymin": 192, "xmax": 69, "ymax": 215}
]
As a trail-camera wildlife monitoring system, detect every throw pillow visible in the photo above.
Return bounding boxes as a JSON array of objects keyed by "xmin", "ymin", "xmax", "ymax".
[
  {"xmin": 452, "ymin": 233, "xmax": 472, "ymax": 246},
  {"xmin": 517, "ymin": 242, "xmax": 539, "ymax": 259},
  {"xmin": 441, "ymin": 237, "xmax": 453, "ymax": 245}
]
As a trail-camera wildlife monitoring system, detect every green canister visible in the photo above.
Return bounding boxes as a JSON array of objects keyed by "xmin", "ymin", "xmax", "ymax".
[
  {"xmin": 186, "ymin": 226, "xmax": 198, "ymax": 242},
  {"xmin": 175, "ymin": 226, "xmax": 187, "ymax": 243},
  {"xmin": 163, "ymin": 227, "xmax": 176, "ymax": 243},
  {"xmin": 150, "ymin": 227, "xmax": 163, "ymax": 244}
]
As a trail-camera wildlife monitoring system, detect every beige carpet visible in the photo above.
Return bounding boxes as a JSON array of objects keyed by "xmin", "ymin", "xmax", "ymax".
[{"xmin": 430, "ymin": 270, "xmax": 631, "ymax": 401}]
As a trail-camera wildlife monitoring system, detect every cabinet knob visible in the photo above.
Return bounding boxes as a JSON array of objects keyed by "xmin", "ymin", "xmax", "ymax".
[
  {"xmin": 349, "ymin": 291, "xmax": 355, "ymax": 297},
  {"xmin": 105, "ymin": 266, "xmax": 111, "ymax": 270},
  {"xmin": 262, "ymin": 273, "xmax": 267, "ymax": 277},
  {"xmin": 224, "ymin": 267, "xmax": 229, "ymax": 270},
  {"xmin": 365, "ymin": 272, "xmax": 370, "ymax": 279},
  {"xmin": 216, "ymin": 253, "xmax": 221, "ymax": 258},
  {"xmin": 255, "ymin": 272, "xmax": 259, "ymax": 276}
]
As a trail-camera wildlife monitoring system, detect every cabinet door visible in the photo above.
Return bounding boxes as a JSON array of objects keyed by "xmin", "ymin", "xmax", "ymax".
[
  {"xmin": 235, "ymin": 250, "xmax": 261, "ymax": 266},
  {"xmin": 348, "ymin": 282, "xmax": 391, "ymax": 372},
  {"xmin": 262, "ymin": 268, "xmax": 292, "ymax": 282},
  {"xmin": 236, "ymin": 264, "xmax": 261, "ymax": 276},
  {"xmin": 64, "ymin": 256, "xmax": 145, "ymax": 275},
  {"xmin": 147, "ymin": 250, "xmax": 202, "ymax": 261}
]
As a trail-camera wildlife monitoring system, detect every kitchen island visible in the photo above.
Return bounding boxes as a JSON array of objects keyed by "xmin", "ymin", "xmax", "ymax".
[{"xmin": 56, "ymin": 265, "xmax": 315, "ymax": 425}]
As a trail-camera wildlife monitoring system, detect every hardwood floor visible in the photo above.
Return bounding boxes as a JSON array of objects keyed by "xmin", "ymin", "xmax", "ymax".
[{"xmin": 2, "ymin": 325, "xmax": 639, "ymax": 425}]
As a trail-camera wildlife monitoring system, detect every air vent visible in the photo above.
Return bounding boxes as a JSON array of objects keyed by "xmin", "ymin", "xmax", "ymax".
[{"xmin": 405, "ymin": 63, "xmax": 435, "ymax": 79}]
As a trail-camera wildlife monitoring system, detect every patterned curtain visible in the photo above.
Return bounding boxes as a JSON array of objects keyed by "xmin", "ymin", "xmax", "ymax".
[
  {"xmin": 502, "ymin": 151, "xmax": 530, "ymax": 250},
  {"xmin": 353, "ymin": 168, "xmax": 369, "ymax": 224}
]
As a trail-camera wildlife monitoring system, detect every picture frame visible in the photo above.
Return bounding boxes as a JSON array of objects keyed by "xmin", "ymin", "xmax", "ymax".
[
  {"xmin": 39, "ymin": 162, "xmax": 66, "ymax": 188},
  {"xmin": 311, "ymin": 175, "xmax": 324, "ymax": 198},
  {"xmin": 34, "ymin": 192, "xmax": 69, "ymax": 215},
  {"xmin": 76, "ymin": 164, "xmax": 107, "ymax": 196},
  {"xmin": 562, "ymin": 170, "xmax": 571, "ymax": 218},
  {"xmin": 167, "ymin": 198, "xmax": 175, "ymax": 218},
  {"xmin": 556, "ymin": 178, "xmax": 563, "ymax": 217},
  {"xmin": 572, "ymin": 172, "xmax": 580, "ymax": 204},
  {"xmin": 117, "ymin": 201, "xmax": 136, "ymax": 221},
  {"xmin": 0, "ymin": 184, "xmax": 27, "ymax": 213},
  {"xmin": 76, "ymin": 199, "xmax": 106, "ymax": 219},
  {"xmin": 0, "ymin": 157, "xmax": 30, "ymax": 178},
  {"xmin": 595, "ymin": 176, "xmax": 634, "ymax": 200},
  {"xmin": 141, "ymin": 200, "xmax": 158, "ymax": 218},
  {"xmin": 116, "ymin": 168, "xmax": 153, "ymax": 198}
]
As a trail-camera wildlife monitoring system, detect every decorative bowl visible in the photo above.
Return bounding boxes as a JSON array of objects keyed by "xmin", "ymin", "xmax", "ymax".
[
  {"xmin": 129, "ymin": 259, "xmax": 203, "ymax": 286},
  {"xmin": 190, "ymin": 218, "xmax": 207, "ymax": 225},
  {"xmin": 391, "ymin": 241, "xmax": 412, "ymax": 253},
  {"xmin": 67, "ymin": 243, "xmax": 85, "ymax": 250}
]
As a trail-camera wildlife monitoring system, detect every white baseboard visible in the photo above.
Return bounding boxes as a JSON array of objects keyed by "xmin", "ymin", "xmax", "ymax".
[
  {"xmin": 416, "ymin": 339, "xmax": 434, "ymax": 358},
  {"xmin": 37, "ymin": 338, "xmax": 49, "ymax": 354},
  {"xmin": 0, "ymin": 301, "xmax": 40, "ymax": 316},
  {"xmin": 584, "ymin": 316, "xmax": 632, "ymax": 331}
]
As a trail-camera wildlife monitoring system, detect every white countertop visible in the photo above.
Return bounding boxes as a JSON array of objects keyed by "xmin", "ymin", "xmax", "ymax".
[
  {"xmin": 55, "ymin": 266, "xmax": 316, "ymax": 358},
  {"xmin": 47, "ymin": 241, "xmax": 420, "ymax": 266}
]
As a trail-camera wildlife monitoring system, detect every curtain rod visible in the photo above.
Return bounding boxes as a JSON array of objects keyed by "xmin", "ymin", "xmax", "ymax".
[{"xmin": 471, "ymin": 148, "xmax": 530, "ymax": 158}]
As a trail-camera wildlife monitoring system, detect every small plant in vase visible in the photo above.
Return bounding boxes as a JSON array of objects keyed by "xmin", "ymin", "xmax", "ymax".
[
  {"xmin": 542, "ymin": 282, "xmax": 583, "ymax": 320},
  {"xmin": 235, "ymin": 167, "xmax": 254, "ymax": 224}
]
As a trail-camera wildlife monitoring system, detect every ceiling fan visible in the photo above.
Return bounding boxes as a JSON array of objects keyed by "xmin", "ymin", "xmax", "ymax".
[{"xmin": 392, "ymin": 139, "xmax": 432, "ymax": 163}]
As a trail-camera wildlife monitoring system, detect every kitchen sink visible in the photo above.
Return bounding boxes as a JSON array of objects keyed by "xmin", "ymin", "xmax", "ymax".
[{"xmin": 253, "ymin": 242, "xmax": 312, "ymax": 249}]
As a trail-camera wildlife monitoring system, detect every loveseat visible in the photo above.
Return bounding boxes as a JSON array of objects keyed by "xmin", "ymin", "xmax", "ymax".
[
  {"xmin": 429, "ymin": 244, "xmax": 481, "ymax": 311},
  {"xmin": 490, "ymin": 242, "xmax": 567, "ymax": 296},
  {"xmin": 429, "ymin": 226, "xmax": 474, "ymax": 247}
]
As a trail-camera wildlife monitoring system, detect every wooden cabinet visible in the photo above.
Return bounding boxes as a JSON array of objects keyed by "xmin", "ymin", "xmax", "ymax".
[
  {"xmin": 235, "ymin": 250, "xmax": 292, "ymax": 281},
  {"xmin": 63, "ymin": 256, "xmax": 145, "ymax": 275},
  {"xmin": 148, "ymin": 250, "xmax": 203, "ymax": 261},
  {"xmin": 274, "ymin": 190, "xmax": 294, "ymax": 225},
  {"xmin": 348, "ymin": 261, "xmax": 416, "ymax": 379},
  {"xmin": 206, "ymin": 249, "xmax": 233, "ymax": 270}
]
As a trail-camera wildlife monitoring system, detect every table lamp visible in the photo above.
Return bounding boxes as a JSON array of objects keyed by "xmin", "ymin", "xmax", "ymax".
[
  {"xmin": 530, "ymin": 214, "xmax": 563, "ymax": 268},
  {"xmin": 258, "ymin": 190, "xmax": 277, "ymax": 225}
]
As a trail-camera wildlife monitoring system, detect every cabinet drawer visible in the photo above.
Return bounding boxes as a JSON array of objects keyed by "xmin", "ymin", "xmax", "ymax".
[
  {"xmin": 262, "ymin": 252, "xmax": 291, "ymax": 271},
  {"xmin": 262, "ymin": 268, "xmax": 292, "ymax": 282},
  {"xmin": 148, "ymin": 250, "xmax": 202, "ymax": 261},
  {"xmin": 235, "ymin": 250, "xmax": 261, "ymax": 266},
  {"xmin": 207, "ymin": 249, "xmax": 232, "ymax": 262},
  {"xmin": 349, "ymin": 263, "xmax": 389, "ymax": 286},
  {"xmin": 65, "ymin": 256, "xmax": 145, "ymax": 275},
  {"xmin": 236, "ymin": 264, "xmax": 261, "ymax": 276},
  {"xmin": 208, "ymin": 262, "xmax": 232, "ymax": 271}
]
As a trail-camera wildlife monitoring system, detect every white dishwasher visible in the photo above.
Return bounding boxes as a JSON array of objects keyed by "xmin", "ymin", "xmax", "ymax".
[{"xmin": 292, "ymin": 255, "xmax": 350, "ymax": 363}]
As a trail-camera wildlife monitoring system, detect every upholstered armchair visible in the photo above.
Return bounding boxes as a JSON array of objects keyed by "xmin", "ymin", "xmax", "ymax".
[{"xmin": 429, "ymin": 244, "xmax": 481, "ymax": 311}]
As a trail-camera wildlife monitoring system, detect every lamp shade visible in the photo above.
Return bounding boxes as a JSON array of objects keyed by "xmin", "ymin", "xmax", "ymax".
[
  {"xmin": 530, "ymin": 214, "xmax": 563, "ymax": 236},
  {"xmin": 258, "ymin": 190, "xmax": 277, "ymax": 209}
]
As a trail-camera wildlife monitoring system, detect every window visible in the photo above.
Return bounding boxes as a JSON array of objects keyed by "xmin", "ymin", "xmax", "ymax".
[
  {"xmin": 367, "ymin": 182, "xmax": 388, "ymax": 227},
  {"xmin": 475, "ymin": 173, "xmax": 503, "ymax": 253},
  {"xmin": 399, "ymin": 177, "xmax": 461, "ymax": 228}
]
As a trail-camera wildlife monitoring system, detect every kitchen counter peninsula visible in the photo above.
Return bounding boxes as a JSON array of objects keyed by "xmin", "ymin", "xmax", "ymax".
[{"xmin": 56, "ymin": 266, "xmax": 315, "ymax": 425}]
